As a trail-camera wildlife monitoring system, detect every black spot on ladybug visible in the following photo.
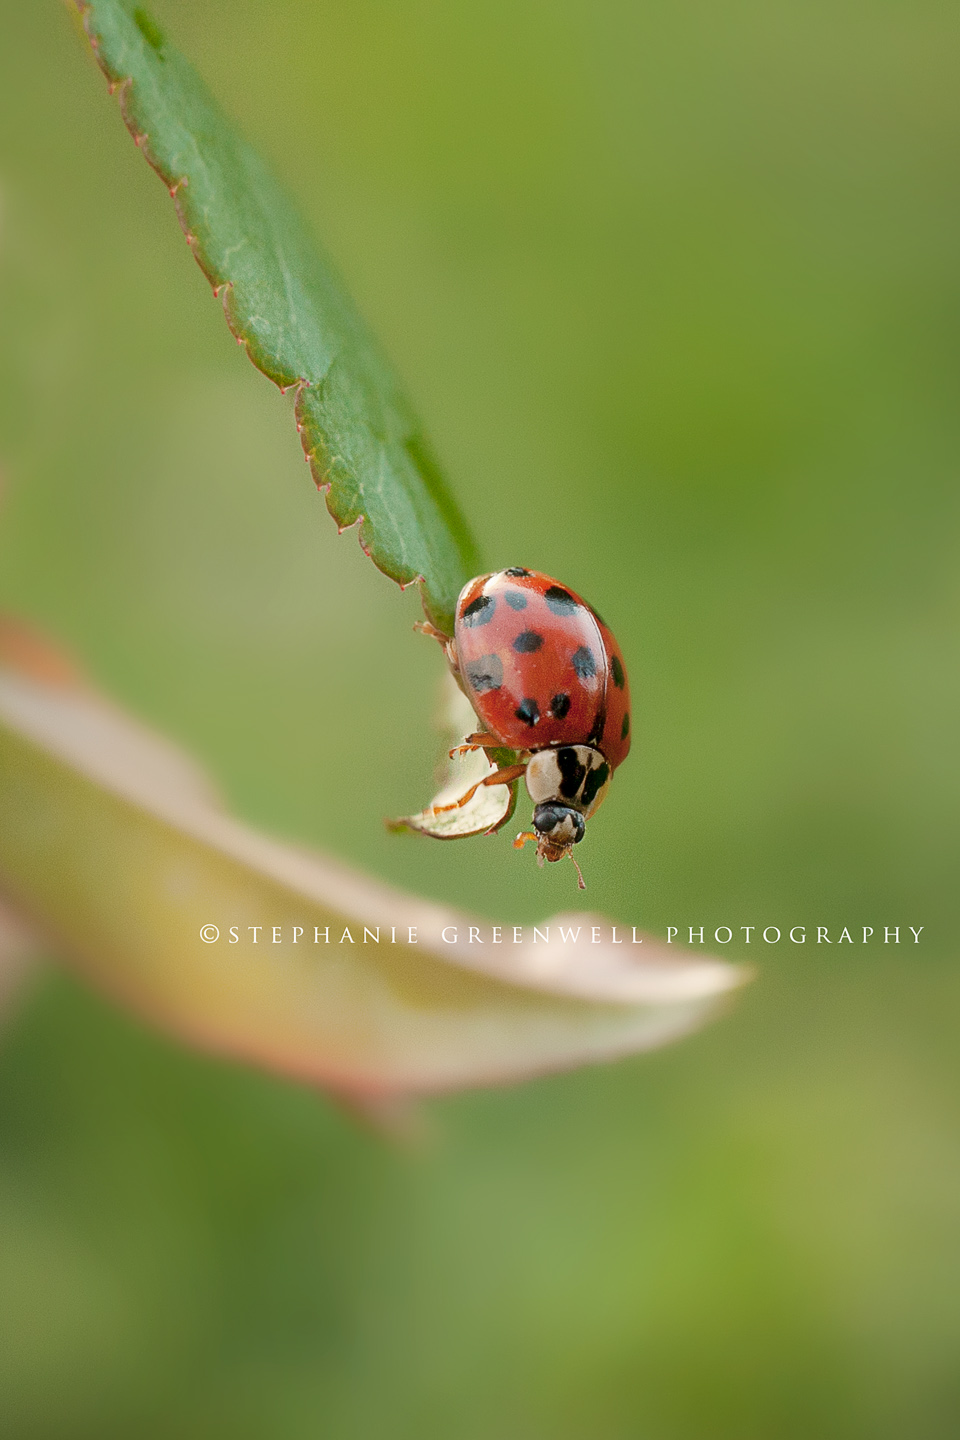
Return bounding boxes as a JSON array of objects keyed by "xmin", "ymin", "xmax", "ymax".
[
  {"xmin": 460, "ymin": 594, "xmax": 495, "ymax": 626},
  {"xmin": 571, "ymin": 646, "xmax": 596, "ymax": 680},
  {"xmin": 557, "ymin": 746, "xmax": 587, "ymax": 799},
  {"xmin": 515, "ymin": 698, "xmax": 540, "ymax": 726},
  {"xmin": 544, "ymin": 585, "xmax": 578, "ymax": 616},
  {"xmin": 505, "ymin": 567, "xmax": 530, "ymax": 578},
  {"xmin": 581, "ymin": 760, "xmax": 610, "ymax": 808},
  {"xmin": 512, "ymin": 630, "xmax": 544, "ymax": 653},
  {"xmin": 465, "ymin": 654, "xmax": 503, "ymax": 693},
  {"xmin": 550, "ymin": 692, "xmax": 571, "ymax": 719},
  {"xmin": 611, "ymin": 654, "xmax": 625, "ymax": 689},
  {"xmin": 504, "ymin": 590, "xmax": 528, "ymax": 611},
  {"xmin": 621, "ymin": 712, "xmax": 630, "ymax": 740}
]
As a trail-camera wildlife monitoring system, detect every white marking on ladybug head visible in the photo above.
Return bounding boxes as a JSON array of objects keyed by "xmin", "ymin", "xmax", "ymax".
[{"xmin": 532, "ymin": 804, "xmax": 584, "ymax": 846}]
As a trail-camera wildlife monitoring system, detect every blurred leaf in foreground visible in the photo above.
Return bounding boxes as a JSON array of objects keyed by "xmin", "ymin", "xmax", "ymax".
[
  {"xmin": 0, "ymin": 897, "xmax": 40, "ymax": 1021},
  {"xmin": 0, "ymin": 624, "xmax": 747, "ymax": 1100},
  {"xmin": 74, "ymin": 0, "xmax": 480, "ymax": 634}
]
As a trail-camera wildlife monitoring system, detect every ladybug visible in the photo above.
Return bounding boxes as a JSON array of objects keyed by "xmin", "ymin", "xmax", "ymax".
[{"xmin": 418, "ymin": 568, "xmax": 630, "ymax": 886}]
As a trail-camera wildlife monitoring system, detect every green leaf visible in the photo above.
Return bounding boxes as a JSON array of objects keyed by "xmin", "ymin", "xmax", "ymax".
[
  {"xmin": 0, "ymin": 648, "xmax": 748, "ymax": 1098},
  {"xmin": 75, "ymin": 0, "xmax": 480, "ymax": 633}
]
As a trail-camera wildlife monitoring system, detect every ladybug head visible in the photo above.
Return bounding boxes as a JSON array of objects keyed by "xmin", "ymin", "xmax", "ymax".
[
  {"xmin": 532, "ymin": 802, "xmax": 585, "ymax": 851},
  {"xmin": 514, "ymin": 802, "xmax": 587, "ymax": 887},
  {"xmin": 515, "ymin": 745, "xmax": 612, "ymax": 889}
]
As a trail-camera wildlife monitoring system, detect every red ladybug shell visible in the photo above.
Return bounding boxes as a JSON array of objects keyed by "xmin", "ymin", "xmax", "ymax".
[{"xmin": 453, "ymin": 568, "xmax": 631, "ymax": 769}]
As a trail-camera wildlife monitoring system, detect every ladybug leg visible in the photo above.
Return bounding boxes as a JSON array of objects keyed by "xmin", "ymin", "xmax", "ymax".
[
  {"xmin": 414, "ymin": 619, "xmax": 459, "ymax": 673},
  {"xmin": 448, "ymin": 730, "xmax": 500, "ymax": 758},
  {"xmin": 429, "ymin": 763, "xmax": 527, "ymax": 815},
  {"xmin": 413, "ymin": 620, "xmax": 448, "ymax": 644}
]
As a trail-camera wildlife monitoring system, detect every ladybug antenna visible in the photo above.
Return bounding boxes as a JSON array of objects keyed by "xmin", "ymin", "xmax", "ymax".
[{"xmin": 569, "ymin": 851, "xmax": 586, "ymax": 890}]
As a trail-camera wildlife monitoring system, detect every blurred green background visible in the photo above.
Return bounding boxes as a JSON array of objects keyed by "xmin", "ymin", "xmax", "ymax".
[{"xmin": 2, "ymin": 0, "xmax": 959, "ymax": 1435}]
